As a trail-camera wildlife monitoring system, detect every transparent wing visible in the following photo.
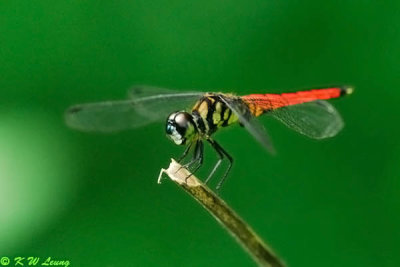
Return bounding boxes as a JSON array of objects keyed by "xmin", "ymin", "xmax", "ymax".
[
  {"xmin": 128, "ymin": 85, "xmax": 188, "ymax": 98},
  {"xmin": 65, "ymin": 88, "xmax": 203, "ymax": 132},
  {"xmin": 268, "ymin": 100, "xmax": 344, "ymax": 139},
  {"xmin": 219, "ymin": 95, "xmax": 276, "ymax": 154}
]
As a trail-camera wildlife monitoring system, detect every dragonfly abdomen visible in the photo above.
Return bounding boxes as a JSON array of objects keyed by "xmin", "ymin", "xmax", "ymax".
[
  {"xmin": 191, "ymin": 94, "xmax": 238, "ymax": 135},
  {"xmin": 242, "ymin": 86, "xmax": 353, "ymax": 116}
]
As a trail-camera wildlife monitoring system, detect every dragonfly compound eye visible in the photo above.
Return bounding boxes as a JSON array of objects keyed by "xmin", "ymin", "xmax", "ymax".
[{"xmin": 166, "ymin": 111, "xmax": 197, "ymax": 145}]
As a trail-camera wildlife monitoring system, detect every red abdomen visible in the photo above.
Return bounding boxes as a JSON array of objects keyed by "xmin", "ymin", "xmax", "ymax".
[{"xmin": 242, "ymin": 86, "xmax": 352, "ymax": 116}]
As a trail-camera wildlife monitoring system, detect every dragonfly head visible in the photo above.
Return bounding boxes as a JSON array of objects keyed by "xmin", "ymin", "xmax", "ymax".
[{"xmin": 166, "ymin": 111, "xmax": 197, "ymax": 145}]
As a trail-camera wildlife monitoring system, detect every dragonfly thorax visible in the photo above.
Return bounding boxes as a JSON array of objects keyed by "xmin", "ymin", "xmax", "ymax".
[{"xmin": 166, "ymin": 111, "xmax": 197, "ymax": 145}]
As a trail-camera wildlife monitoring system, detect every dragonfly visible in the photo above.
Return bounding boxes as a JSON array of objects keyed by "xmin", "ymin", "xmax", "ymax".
[{"xmin": 65, "ymin": 85, "xmax": 353, "ymax": 190}]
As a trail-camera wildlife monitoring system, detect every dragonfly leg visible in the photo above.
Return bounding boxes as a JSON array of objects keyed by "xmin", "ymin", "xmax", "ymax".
[
  {"xmin": 205, "ymin": 142, "xmax": 224, "ymax": 184},
  {"xmin": 177, "ymin": 141, "xmax": 194, "ymax": 163},
  {"xmin": 175, "ymin": 141, "xmax": 198, "ymax": 175},
  {"xmin": 183, "ymin": 140, "xmax": 204, "ymax": 182},
  {"xmin": 188, "ymin": 140, "xmax": 204, "ymax": 174},
  {"xmin": 206, "ymin": 139, "xmax": 233, "ymax": 191},
  {"xmin": 182, "ymin": 140, "xmax": 201, "ymax": 169}
]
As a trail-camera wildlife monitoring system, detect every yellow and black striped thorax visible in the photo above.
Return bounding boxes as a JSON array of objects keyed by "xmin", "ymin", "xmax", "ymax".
[{"xmin": 191, "ymin": 94, "xmax": 239, "ymax": 136}]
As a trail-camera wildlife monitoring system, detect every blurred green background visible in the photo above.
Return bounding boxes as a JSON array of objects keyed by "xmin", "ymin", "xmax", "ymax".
[{"xmin": 1, "ymin": 0, "xmax": 399, "ymax": 266}]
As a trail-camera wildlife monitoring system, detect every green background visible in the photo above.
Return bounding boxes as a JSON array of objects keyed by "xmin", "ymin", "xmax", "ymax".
[{"xmin": 1, "ymin": 1, "xmax": 399, "ymax": 266}]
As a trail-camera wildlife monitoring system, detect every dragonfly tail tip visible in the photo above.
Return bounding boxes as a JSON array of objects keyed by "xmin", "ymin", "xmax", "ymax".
[{"xmin": 340, "ymin": 86, "xmax": 354, "ymax": 96}]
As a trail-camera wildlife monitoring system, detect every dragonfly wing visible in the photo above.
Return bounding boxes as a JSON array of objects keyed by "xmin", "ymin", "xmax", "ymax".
[
  {"xmin": 128, "ymin": 85, "xmax": 190, "ymax": 98},
  {"xmin": 127, "ymin": 85, "xmax": 204, "ymax": 119},
  {"xmin": 268, "ymin": 100, "xmax": 344, "ymax": 139},
  {"xmin": 65, "ymin": 92, "xmax": 203, "ymax": 132},
  {"xmin": 219, "ymin": 95, "xmax": 276, "ymax": 154}
]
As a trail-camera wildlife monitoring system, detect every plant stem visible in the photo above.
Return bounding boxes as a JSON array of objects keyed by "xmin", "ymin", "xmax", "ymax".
[{"xmin": 158, "ymin": 159, "xmax": 286, "ymax": 267}]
